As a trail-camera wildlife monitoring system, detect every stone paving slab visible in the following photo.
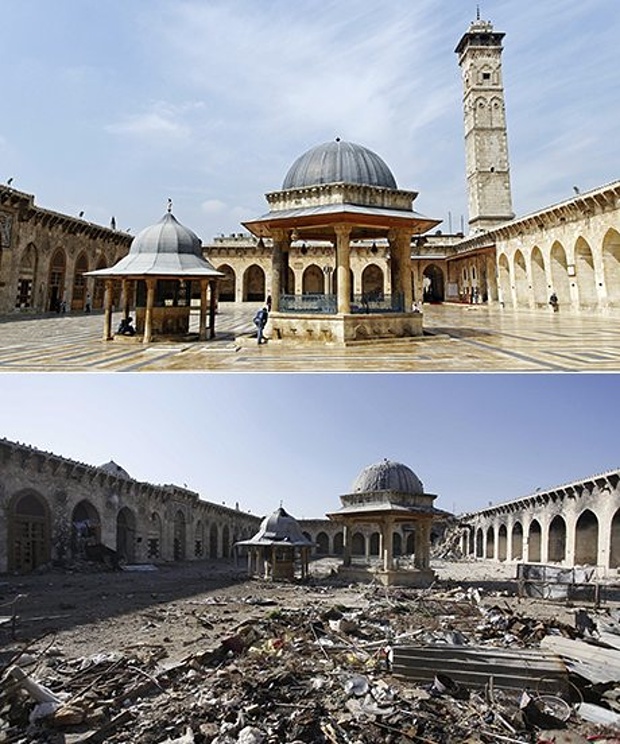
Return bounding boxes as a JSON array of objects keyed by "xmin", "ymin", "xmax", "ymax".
[{"xmin": 1, "ymin": 303, "xmax": 619, "ymax": 372}]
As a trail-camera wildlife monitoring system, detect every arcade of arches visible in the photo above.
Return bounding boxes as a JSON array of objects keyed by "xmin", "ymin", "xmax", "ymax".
[
  {"xmin": 0, "ymin": 186, "xmax": 130, "ymax": 315},
  {"xmin": 459, "ymin": 469, "xmax": 620, "ymax": 576}
]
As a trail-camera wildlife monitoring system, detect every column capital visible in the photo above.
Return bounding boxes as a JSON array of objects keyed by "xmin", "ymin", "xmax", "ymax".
[
  {"xmin": 271, "ymin": 228, "xmax": 289, "ymax": 245},
  {"xmin": 334, "ymin": 224, "xmax": 352, "ymax": 240}
]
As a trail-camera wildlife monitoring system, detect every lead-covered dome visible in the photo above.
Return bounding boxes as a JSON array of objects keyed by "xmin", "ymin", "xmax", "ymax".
[
  {"xmin": 130, "ymin": 211, "xmax": 203, "ymax": 257},
  {"xmin": 282, "ymin": 139, "xmax": 398, "ymax": 191},
  {"xmin": 352, "ymin": 459, "xmax": 424, "ymax": 495}
]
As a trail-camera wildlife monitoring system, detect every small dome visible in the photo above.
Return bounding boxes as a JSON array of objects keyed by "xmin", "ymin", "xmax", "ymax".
[
  {"xmin": 282, "ymin": 139, "xmax": 398, "ymax": 190},
  {"xmin": 129, "ymin": 212, "xmax": 203, "ymax": 258},
  {"xmin": 100, "ymin": 460, "xmax": 131, "ymax": 479},
  {"xmin": 352, "ymin": 459, "xmax": 424, "ymax": 495}
]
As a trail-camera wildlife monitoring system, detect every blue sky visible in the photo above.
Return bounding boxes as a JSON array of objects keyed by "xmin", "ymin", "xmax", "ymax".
[
  {"xmin": 1, "ymin": 0, "xmax": 618, "ymax": 241},
  {"xmin": 1, "ymin": 374, "xmax": 618, "ymax": 518}
]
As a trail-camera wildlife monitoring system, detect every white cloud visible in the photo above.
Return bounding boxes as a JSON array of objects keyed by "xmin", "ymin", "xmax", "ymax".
[
  {"xmin": 201, "ymin": 199, "xmax": 227, "ymax": 215},
  {"xmin": 106, "ymin": 101, "xmax": 205, "ymax": 141}
]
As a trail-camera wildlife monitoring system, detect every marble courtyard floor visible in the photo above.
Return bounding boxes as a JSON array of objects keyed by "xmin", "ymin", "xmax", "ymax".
[{"xmin": 1, "ymin": 302, "xmax": 619, "ymax": 372}]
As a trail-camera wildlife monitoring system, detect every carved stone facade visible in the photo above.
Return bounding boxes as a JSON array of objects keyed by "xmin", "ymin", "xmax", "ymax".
[
  {"xmin": 0, "ymin": 438, "xmax": 260, "ymax": 574},
  {"xmin": 458, "ymin": 469, "xmax": 620, "ymax": 577},
  {"xmin": 0, "ymin": 187, "xmax": 131, "ymax": 315}
]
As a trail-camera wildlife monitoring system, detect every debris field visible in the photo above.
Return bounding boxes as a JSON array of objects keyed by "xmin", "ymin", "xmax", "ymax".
[{"xmin": 2, "ymin": 559, "xmax": 620, "ymax": 744}]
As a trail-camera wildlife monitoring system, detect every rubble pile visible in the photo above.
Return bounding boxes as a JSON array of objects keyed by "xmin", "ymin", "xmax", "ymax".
[{"xmin": 2, "ymin": 583, "xmax": 620, "ymax": 743}]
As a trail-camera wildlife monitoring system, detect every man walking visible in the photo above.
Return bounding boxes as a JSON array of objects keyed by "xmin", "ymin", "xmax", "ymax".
[{"xmin": 253, "ymin": 306, "xmax": 269, "ymax": 344}]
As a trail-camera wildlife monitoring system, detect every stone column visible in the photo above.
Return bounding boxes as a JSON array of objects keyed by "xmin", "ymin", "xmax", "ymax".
[
  {"xmin": 198, "ymin": 280, "xmax": 208, "ymax": 340},
  {"xmin": 103, "ymin": 279, "xmax": 114, "ymax": 341},
  {"xmin": 342, "ymin": 523, "xmax": 351, "ymax": 567},
  {"xmin": 383, "ymin": 518, "xmax": 394, "ymax": 572},
  {"xmin": 209, "ymin": 280, "xmax": 217, "ymax": 339},
  {"xmin": 389, "ymin": 229, "xmax": 413, "ymax": 311},
  {"xmin": 335, "ymin": 224, "xmax": 351, "ymax": 314},
  {"xmin": 143, "ymin": 278, "xmax": 156, "ymax": 343},
  {"xmin": 122, "ymin": 279, "xmax": 131, "ymax": 320},
  {"xmin": 270, "ymin": 230, "xmax": 289, "ymax": 312}
]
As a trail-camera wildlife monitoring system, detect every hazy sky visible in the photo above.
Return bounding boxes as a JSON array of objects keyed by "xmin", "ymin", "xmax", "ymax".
[
  {"xmin": 1, "ymin": 374, "xmax": 618, "ymax": 518},
  {"xmin": 2, "ymin": 0, "xmax": 618, "ymax": 241}
]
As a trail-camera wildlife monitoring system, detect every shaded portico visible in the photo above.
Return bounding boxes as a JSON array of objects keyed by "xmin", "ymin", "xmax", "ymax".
[
  {"xmin": 243, "ymin": 139, "xmax": 440, "ymax": 343},
  {"xmin": 87, "ymin": 208, "xmax": 223, "ymax": 343}
]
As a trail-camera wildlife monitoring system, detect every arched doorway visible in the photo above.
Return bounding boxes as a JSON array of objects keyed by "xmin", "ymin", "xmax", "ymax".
[
  {"xmin": 286, "ymin": 266, "xmax": 296, "ymax": 295},
  {"xmin": 549, "ymin": 242, "xmax": 570, "ymax": 307},
  {"xmin": 302, "ymin": 264, "xmax": 324, "ymax": 295},
  {"xmin": 548, "ymin": 515, "xmax": 567, "ymax": 563},
  {"xmin": 16, "ymin": 243, "xmax": 38, "ymax": 309},
  {"xmin": 243, "ymin": 264, "xmax": 266, "ymax": 301},
  {"xmin": 531, "ymin": 247, "xmax": 547, "ymax": 308},
  {"xmin": 575, "ymin": 510, "xmax": 599, "ymax": 565},
  {"xmin": 48, "ymin": 248, "xmax": 66, "ymax": 311},
  {"xmin": 316, "ymin": 532, "xmax": 329, "ymax": 554},
  {"xmin": 71, "ymin": 500, "xmax": 101, "ymax": 558},
  {"xmin": 148, "ymin": 513, "xmax": 162, "ymax": 560},
  {"xmin": 602, "ymin": 229, "xmax": 620, "ymax": 308},
  {"xmin": 511, "ymin": 522, "xmax": 523, "ymax": 560},
  {"xmin": 72, "ymin": 253, "xmax": 89, "ymax": 311},
  {"xmin": 116, "ymin": 507, "xmax": 136, "ymax": 563},
  {"xmin": 217, "ymin": 264, "xmax": 236, "ymax": 302},
  {"xmin": 513, "ymin": 251, "xmax": 528, "ymax": 307},
  {"xmin": 361, "ymin": 264, "xmax": 384, "ymax": 299},
  {"xmin": 9, "ymin": 491, "xmax": 51, "ymax": 572},
  {"xmin": 174, "ymin": 510, "xmax": 186, "ymax": 561},
  {"xmin": 209, "ymin": 524, "xmax": 219, "ymax": 558},
  {"xmin": 497, "ymin": 524, "xmax": 508, "ymax": 561},
  {"xmin": 406, "ymin": 532, "xmax": 415, "ymax": 555},
  {"xmin": 423, "ymin": 264, "xmax": 444, "ymax": 302},
  {"xmin": 574, "ymin": 238, "xmax": 597, "ymax": 310},
  {"xmin": 528, "ymin": 520, "xmax": 542, "ymax": 562}
]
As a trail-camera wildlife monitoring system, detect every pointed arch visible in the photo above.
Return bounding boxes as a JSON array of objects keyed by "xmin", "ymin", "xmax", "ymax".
[
  {"xmin": 216, "ymin": 264, "xmax": 236, "ymax": 302},
  {"xmin": 148, "ymin": 512, "xmax": 162, "ymax": 560},
  {"xmin": 71, "ymin": 500, "xmax": 101, "ymax": 558},
  {"xmin": 116, "ymin": 506, "xmax": 136, "ymax": 563},
  {"xmin": 531, "ymin": 247, "xmax": 547, "ymax": 307},
  {"xmin": 361, "ymin": 264, "xmax": 384, "ymax": 298},
  {"xmin": 575, "ymin": 509, "xmax": 599, "ymax": 565},
  {"xmin": 72, "ymin": 252, "xmax": 89, "ymax": 310},
  {"xmin": 243, "ymin": 264, "xmax": 266, "ymax": 302},
  {"xmin": 497, "ymin": 524, "xmax": 508, "ymax": 561},
  {"xmin": 8, "ymin": 490, "xmax": 51, "ymax": 572},
  {"xmin": 333, "ymin": 531, "xmax": 344, "ymax": 555},
  {"xmin": 528, "ymin": 520, "xmax": 542, "ymax": 562},
  {"xmin": 513, "ymin": 250, "xmax": 528, "ymax": 307},
  {"xmin": 222, "ymin": 525, "xmax": 231, "ymax": 557},
  {"xmin": 48, "ymin": 247, "xmax": 66, "ymax": 311},
  {"xmin": 574, "ymin": 237, "xmax": 597, "ymax": 309},
  {"xmin": 316, "ymin": 532, "xmax": 329, "ymax": 554},
  {"xmin": 602, "ymin": 228, "xmax": 620, "ymax": 307},
  {"xmin": 498, "ymin": 253, "xmax": 512, "ymax": 307},
  {"xmin": 16, "ymin": 243, "xmax": 38, "ymax": 309},
  {"xmin": 209, "ymin": 523, "xmax": 219, "ymax": 558},
  {"xmin": 550, "ymin": 241, "xmax": 570, "ymax": 305},
  {"xmin": 302, "ymin": 264, "xmax": 325, "ymax": 295},
  {"xmin": 548, "ymin": 515, "xmax": 567, "ymax": 563},
  {"xmin": 511, "ymin": 522, "xmax": 523, "ymax": 561},
  {"xmin": 610, "ymin": 508, "xmax": 620, "ymax": 569},
  {"xmin": 351, "ymin": 532, "xmax": 365, "ymax": 556},
  {"xmin": 173, "ymin": 510, "xmax": 186, "ymax": 561},
  {"xmin": 485, "ymin": 526, "xmax": 495, "ymax": 559},
  {"xmin": 369, "ymin": 532, "xmax": 380, "ymax": 556},
  {"xmin": 423, "ymin": 264, "xmax": 445, "ymax": 302}
]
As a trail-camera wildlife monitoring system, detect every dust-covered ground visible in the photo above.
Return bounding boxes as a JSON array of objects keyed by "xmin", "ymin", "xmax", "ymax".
[{"xmin": 0, "ymin": 557, "xmax": 594, "ymax": 663}]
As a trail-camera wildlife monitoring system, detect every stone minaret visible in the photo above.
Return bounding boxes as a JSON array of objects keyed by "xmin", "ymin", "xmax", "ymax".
[{"xmin": 455, "ymin": 13, "xmax": 514, "ymax": 232}]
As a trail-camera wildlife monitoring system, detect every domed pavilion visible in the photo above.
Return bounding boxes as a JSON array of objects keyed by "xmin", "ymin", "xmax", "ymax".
[
  {"xmin": 235, "ymin": 506, "xmax": 315, "ymax": 580},
  {"xmin": 242, "ymin": 138, "xmax": 440, "ymax": 344},
  {"xmin": 327, "ymin": 459, "xmax": 449, "ymax": 586},
  {"xmin": 87, "ymin": 205, "xmax": 223, "ymax": 343}
]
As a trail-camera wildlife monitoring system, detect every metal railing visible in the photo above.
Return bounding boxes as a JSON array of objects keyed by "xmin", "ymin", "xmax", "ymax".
[{"xmin": 279, "ymin": 293, "xmax": 405, "ymax": 314}]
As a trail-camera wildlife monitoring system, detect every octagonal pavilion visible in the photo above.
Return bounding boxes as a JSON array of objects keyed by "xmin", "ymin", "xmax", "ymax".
[
  {"xmin": 87, "ymin": 206, "xmax": 223, "ymax": 343},
  {"xmin": 327, "ymin": 459, "xmax": 449, "ymax": 586},
  {"xmin": 243, "ymin": 139, "xmax": 440, "ymax": 344}
]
